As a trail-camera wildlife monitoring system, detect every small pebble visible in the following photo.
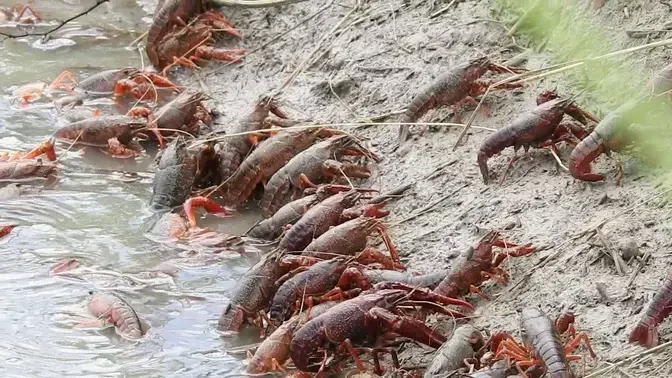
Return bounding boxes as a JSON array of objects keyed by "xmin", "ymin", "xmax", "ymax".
[{"xmin": 617, "ymin": 238, "xmax": 641, "ymax": 259}]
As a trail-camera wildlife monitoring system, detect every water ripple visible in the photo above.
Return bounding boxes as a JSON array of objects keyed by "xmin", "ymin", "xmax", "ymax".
[{"xmin": 0, "ymin": 1, "xmax": 252, "ymax": 376}]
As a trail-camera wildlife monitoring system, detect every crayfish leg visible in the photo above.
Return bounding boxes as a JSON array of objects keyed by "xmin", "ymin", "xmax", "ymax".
[
  {"xmin": 15, "ymin": 5, "xmax": 41, "ymax": 23},
  {"xmin": 183, "ymin": 196, "xmax": 232, "ymax": 228},
  {"xmin": 481, "ymin": 270, "xmax": 507, "ymax": 286},
  {"xmin": 356, "ymin": 247, "xmax": 401, "ymax": 271},
  {"xmin": 564, "ymin": 331, "xmax": 597, "ymax": 358},
  {"xmin": 32, "ymin": 140, "xmax": 57, "ymax": 161},
  {"xmin": 370, "ymin": 307, "xmax": 446, "ymax": 348},
  {"xmin": 338, "ymin": 339, "xmax": 367, "ymax": 373},
  {"xmin": 297, "ymin": 173, "xmax": 319, "ymax": 190},
  {"xmin": 335, "ymin": 266, "xmax": 371, "ymax": 290},
  {"xmin": 48, "ymin": 70, "xmax": 77, "ymax": 91},
  {"xmin": 270, "ymin": 358, "xmax": 287, "ymax": 373},
  {"xmin": 469, "ymin": 284, "xmax": 491, "ymax": 301}
]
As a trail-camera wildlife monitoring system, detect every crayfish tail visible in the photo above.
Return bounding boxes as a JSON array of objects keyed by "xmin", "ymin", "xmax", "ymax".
[{"xmin": 629, "ymin": 322, "xmax": 659, "ymax": 348}]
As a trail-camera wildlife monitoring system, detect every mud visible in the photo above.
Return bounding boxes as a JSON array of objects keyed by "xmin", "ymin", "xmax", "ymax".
[{"xmin": 189, "ymin": 0, "xmax": 672, "ymax": 376}]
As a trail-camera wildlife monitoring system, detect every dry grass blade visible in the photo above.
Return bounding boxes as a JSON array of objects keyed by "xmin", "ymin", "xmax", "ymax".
[
  {"xmin": 390, "ymin": 183, "xmax": 468, "ymax": 227},
  {"xmin": 596, "ymin": 228, "xmax": 627, "ymax": 275},
  {"xmin": 196, "ymin": 1, "xmax": 334, "ymax": 82},
  {"xmin": 127, "ymin": 31, "xmax": 149, "ymax": 48},
  {"xmin": 273, "ymin": 1, "xmax": 350, "ymax": 98},
  {"xmin": 429, "ymin": 0, "xmax": 458, "ymax": 19},
  {"xmin": 583, "ymin": 340, "xmax": 672, "ymax": 377},
  {"xmin": 507, "ymin": 0, "xmax": 543, "ymax": 36},
  {"xmin": 188, "ymin": 121, "xmax": 495, "ymax": 148}
]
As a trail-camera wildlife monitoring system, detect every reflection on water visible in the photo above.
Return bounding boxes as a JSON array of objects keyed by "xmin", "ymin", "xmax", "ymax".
[{"xmin": 0, "ymin": 1, "xmax": 259, "ymax": 376}]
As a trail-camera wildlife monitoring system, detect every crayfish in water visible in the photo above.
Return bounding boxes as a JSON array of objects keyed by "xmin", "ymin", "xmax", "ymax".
[
  {"xmin": 113, "ymin": 71, "xmax": 179, "ymax": 102},
  {"xmin": 53, "ymin": 68, "xmax": 177, "ymax": 107},
  {"xmin": 129, "ymin": 89, "xmax": 211, "ymax": 145},
  {"xmin": 262, "ymin": 134, "xmax": 378, "ymax": 217},
  {"xmin": 217, "ymin": 251, "xmax": 323, "ymax": 334},
  {"xmin": 0, "ymin": 139, "xmax": 56, "ymax": 162},
  {"xmin": 0, "ymin": 225, "xmax": 16, "ymax": 240},
  {"xmin": 149, "ymin": 135, "xmax": 218, "ymax": 211},
  {"xmin": 147, "ymin": 195, "xmax": 242, "ymax": 254},
  {"xmin": 0, "ymin": 159, "xmax": 58, "ymax": 185},
  {"xmin": 76, "ymin": 291, "xmax": 149, "ymax": 340},
  {"xmin": 146, "ymin": 0, "xmax": 243, "ymax": 71},
  {"xmin": 220, "ymin": 127, "xmax": 342, "ymax": 208},
  {"xmin": 399, "ymin": 56, "xmax": 524, "ymax": 143},
  {"xmin": 53, "ymin": 115, "xmax": 153, "ymax": 159},
  {"xmin": 14, "ymin": 70, "xmax": 77, "ymax": 105},
  {"xmin": 214, "ymin": 95, "xmax": 290, "ymax": 185},
  {"xmin": 0, "ymin": 4, "xmax": 40, "ymax": 24}
]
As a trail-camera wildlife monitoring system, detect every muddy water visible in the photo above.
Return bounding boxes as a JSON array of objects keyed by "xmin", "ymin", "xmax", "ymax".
[{"xmin": 0, "ymin": 1, "xmax": 257, "ymax": 376}]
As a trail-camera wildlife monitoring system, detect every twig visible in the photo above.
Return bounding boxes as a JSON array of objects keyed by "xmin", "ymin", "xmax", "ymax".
[
  {"xmin": 0, "ymin": 0, "xmax": 110, "ymax": 40},
  {"xmin": 596, "ymin": 228, "xmax": 627, "ymax": 275},
  {"xmin": 389, "ymin": 4, "xmax": 411, "ymax": 54},
  {"xmin": 452, "ymin": 85, "xmax": 491, "ymax": 151},
  {"xmin": 391, "ymin": 184, "xmax": 468, "ymax": 226},
  {"xmin": 626, "ymin": 29, "xmax": 672, "ymax": 38},
  {"xmin": 357, "ymin": 109, "xmax": 406, "ymax": 123},
  {"xmin": 212, "ymin": 0, "xmax": 307, "ymax": 7},
  {"xmin": 429, "ymin": 0, "xmax": 458, "ymax": 19},
  {"xmin": 127, "ymin": 31, "xmax": 149, "ymax": 48},
  {"xmin": 548, "ymin": 147, "xmax": 569, "ymax": 171},
  {"xmin": 328, "ymin": 75, "xmax": 358, "ymax": 118},
  {"xmin": 626, "ymin": 252, "xmax": 651, "ymax": 287}
]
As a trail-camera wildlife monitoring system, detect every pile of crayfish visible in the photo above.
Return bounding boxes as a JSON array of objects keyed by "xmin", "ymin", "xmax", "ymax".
[
  {"xmin": 217, "ymin": 220, "xmax": 547, "ymax": 376},
  {"xmin": 8, "ymin": 2, "xmax": 672, "ymax": 377}
]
